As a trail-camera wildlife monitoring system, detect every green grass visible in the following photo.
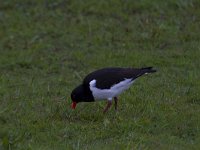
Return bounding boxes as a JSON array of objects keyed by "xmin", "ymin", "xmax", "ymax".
[{"xmin": 0, "ymin": 0, "xmax": 200, "ymax": 149}]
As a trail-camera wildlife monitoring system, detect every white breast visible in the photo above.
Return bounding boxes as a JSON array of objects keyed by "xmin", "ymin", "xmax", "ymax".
[{"xmin": 89, "ymin": 79, "xmax": 134, "ymax": 101}]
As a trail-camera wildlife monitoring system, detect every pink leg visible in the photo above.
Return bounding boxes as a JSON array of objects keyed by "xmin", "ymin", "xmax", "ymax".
[
  {"xmin": 114, "ymin": 97, "xmax": 118, "ymax": 111},
  {"xmin": 103, "ymin": 101, "xmax": 112, "ymax": 113}
]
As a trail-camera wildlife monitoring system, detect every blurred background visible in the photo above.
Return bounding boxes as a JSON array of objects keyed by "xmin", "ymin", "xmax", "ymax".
[{"xmin": 0, "ymin": 0, "xmax": 200, "ymax": 149}]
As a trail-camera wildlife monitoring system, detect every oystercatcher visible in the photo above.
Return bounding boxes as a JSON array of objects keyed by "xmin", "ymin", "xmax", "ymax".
[{"xmin": 71, "ymin": 67, "xmax": 156, "ymax": 113}]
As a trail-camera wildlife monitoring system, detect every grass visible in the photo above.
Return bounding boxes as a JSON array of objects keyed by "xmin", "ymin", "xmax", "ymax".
[{"xmin": 0, "ymin": 0, "xmax": 200, "ymax": 149}]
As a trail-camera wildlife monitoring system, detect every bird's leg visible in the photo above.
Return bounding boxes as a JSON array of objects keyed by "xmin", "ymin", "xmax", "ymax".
[
  {"xmin": 114, "ymin": 97, "xmax": 118, "ymax": 111},
  {"xmin": 103, "ymin": 101, "xmax": 112, "ymax": 113}
]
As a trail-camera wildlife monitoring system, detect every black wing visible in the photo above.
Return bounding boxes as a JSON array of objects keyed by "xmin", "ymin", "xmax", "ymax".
[{"xmin": 83, "ymin": 67, "xmax": 154, "ymax": 89}]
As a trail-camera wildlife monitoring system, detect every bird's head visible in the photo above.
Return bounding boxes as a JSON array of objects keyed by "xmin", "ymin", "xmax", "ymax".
[{"xmin": 70, "ymin": 84, "xmax": 93, "ymax": 109}]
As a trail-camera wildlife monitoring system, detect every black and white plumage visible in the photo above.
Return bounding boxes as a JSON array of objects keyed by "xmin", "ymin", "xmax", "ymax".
[{"xmin": 71, "ymin": 67, "xmax": 156, "ymax": 113}]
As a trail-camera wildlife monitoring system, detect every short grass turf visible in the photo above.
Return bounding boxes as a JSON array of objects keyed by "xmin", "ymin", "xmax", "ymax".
[{"xmin": 0, "ymin": 0, "xmax": 200, "ymax": 149}]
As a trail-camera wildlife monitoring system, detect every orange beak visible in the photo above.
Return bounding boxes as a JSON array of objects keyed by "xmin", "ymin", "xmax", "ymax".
[{"xmin": 71, "ymin": 102, "xmax": 77, "ymax": 109}]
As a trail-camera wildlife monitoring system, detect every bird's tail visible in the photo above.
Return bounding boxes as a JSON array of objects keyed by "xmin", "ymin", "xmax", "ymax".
[{"xmin": 141, "ymin": 67, "xmax": 157, "ymax": 74}]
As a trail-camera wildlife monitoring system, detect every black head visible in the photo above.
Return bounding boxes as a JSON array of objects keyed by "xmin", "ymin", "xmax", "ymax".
[{"xmin": 70, "ymin": 84, "xmax": 94, "ymax": 109}]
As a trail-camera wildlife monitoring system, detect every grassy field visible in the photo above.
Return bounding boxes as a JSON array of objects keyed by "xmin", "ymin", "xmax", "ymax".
[{"xmin": 0, "ymin": 0, "xmax": 200, "ymax": 149}]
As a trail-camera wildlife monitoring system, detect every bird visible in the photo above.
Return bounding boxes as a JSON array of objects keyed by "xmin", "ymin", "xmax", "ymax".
[{"xmin": 70, "ymin": 67, "xmax": 156, "ymax": 113}]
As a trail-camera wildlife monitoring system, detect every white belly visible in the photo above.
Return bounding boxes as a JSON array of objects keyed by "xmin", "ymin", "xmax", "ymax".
[{"xmin": 89, "ymin": 79, "xmax": 134, "ymax": 101}]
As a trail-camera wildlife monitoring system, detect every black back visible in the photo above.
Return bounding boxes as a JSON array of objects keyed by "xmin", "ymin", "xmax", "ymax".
[{"xmin": 83, "ymin": 67, "xmax": 156, "ymax": 89}]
